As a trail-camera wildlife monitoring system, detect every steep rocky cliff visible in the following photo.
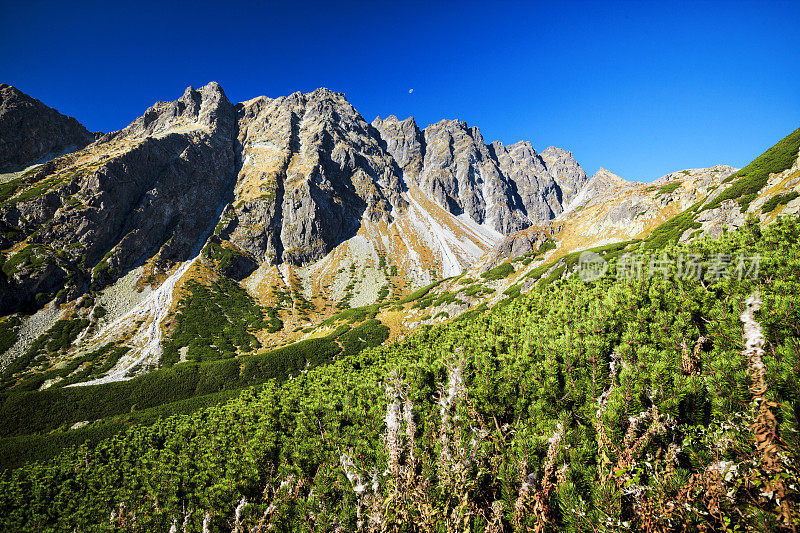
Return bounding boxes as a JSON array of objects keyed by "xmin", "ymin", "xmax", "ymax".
[
  {"xmin": 1, "ymin": 83, "xmax": 588, "ymax": 315},
  {"xmin": 228, "ymin": 88, "xmax": 404, "ymax": 266},
  {"xmin": 0, "ymin": 84, "xmax": 96, "ymax": 172},
  {"xmin": 0, "ymin": 83, "xmax": 237, "ymax": 314},
  {"xmin": 372, "ymin": 115, "xmax": 589, "ymax": 234}
]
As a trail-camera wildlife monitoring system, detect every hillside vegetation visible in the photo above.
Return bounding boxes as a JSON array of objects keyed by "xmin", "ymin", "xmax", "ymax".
[
  {"xmin": 704, "ymin": 127, "xmax": 800, "ymax": 211},
  {"xmin": 1, "ymin": 217, "xmax": 798, "ymax": 531}
]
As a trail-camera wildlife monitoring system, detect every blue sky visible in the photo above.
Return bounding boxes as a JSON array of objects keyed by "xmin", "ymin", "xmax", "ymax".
[{"xmin": 1, "ymin": 0, "xmax": 798, "ymax": 181}]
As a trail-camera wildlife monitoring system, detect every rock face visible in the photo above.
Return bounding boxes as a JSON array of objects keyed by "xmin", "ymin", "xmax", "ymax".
[
  {"xmin": 371, "ymin": 115, "xmax": 424, "ymax": 181},
  {"xmin": 491, "ymin": 140, "xmax": 562, "ymax": 221},
  {"xmin": 0, "ymin": 82, "xmax": 589, "ymax": 314},
  {"xmin": 229, "ymin": 89, "xmax": 405, "ymax": 265},
  {"xmin": 483, "ymin": 222, "xmax": 564, "ymax": 271},
  {"xmin": 372, "ymin": 116, "xmax": 590, "ymax": 234},
  {"xmin": 0, "ymin": 83, "xmax": 238, "ymax": 313},
  {"xmin": 0, "ymin": 84, "xmax": 96, "ymax": 172},
  {"xmin": 539, "ymin": 146, "xmax": 589, "ymax": 207}
]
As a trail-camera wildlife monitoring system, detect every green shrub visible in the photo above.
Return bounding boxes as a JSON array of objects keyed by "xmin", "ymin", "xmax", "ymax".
[
  {"xmin": 480, "ymin": 261, "xmax": 514, "ymax": 281},
  {"xmin": 761, "ymin": 191, "xmax": 799, "ymax": 213},
  {"xmin": 2, "ymin": 245, "xmax": 51, "ymax": 277},
  {"xmin": 537, "ymin": 239, "xmax": 557, "ymax": 254},
  {"xmin": 0, "ymin": 178, "xmax": 21, "ymax": 204},
  {"xmin": 337, "ymin": 319, "xmax": 389, "ymax": 357},
  {"xmin": 203, "ymin": 240, "xmax": 243, "ymax": 272},
  {"xmin": 0, "ymin": 317, "xmax": 21, "ymax": 355},
  {"xmin": 704, "ymin": 127, "xmax": 800, "ymax": 211},
  {"xmin": 656, "ymin": 181, "xmax": 682, "ymax": 196},
  {"xmin": 398, "ymin": 279, "xmax": 444, "ymax": 304},
  {"xmin": 162, "ymin": 278, "xmax": 266, "ymax": 364}
]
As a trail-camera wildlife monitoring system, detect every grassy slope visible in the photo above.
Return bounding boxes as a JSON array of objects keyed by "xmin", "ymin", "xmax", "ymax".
[
  {"xmin": 704, "ymin": 126, "xmax": 800, "ymax": 211},
  {"xmin": 1, "ymin": 217, "xmax": 798, "ymax": 531}
]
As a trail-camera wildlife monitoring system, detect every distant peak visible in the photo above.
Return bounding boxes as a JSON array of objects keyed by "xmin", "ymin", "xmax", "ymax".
[
  {"xmin": 308, "ymin": 87, "xmax": 346, "ymax": 100},
  {"xmin": 592, "ymin": 167, "xmax": 628, "ymax": 185},
  {"xmin": 542, "ymin": 146, "xmax": 572, "ymax": 158}
]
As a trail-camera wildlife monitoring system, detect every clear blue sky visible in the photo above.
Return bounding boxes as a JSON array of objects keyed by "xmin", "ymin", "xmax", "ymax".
[{"xmin": 1, "ymin": 0, "xmax": 798, "ymax": 181}]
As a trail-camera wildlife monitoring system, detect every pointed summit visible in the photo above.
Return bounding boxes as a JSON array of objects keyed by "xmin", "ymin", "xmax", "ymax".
[
  {"xmin": 0, "ymin": 83, "xmax": 96, "ymax": 171},
  {"xmin": 107, "ymin": 82, "xmax": 235, "ymax": 140},
  {"xmin": 591, "ymin": 167, "xmax": 630, "ymax": 186}
]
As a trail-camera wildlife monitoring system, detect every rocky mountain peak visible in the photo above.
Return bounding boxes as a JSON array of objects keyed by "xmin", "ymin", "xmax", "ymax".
[
  {"xmin": 0, "ymin": 82, "xmax": 592, "ymax": 314},
  {"xmin": 0, "ymin": 83, "xmax": 96, "ymax": 171},
  {"xmin": 230, "ymin": 86, "xmax": 404, "ymax": 265},
  {"xmin": 371, "ymin": 115, "xmax": 424, "ymax": 182},
  {"xmin": 108, "ymin": 81, "xmax": 235, "ymax": 141},
  {"xmin": 592, "ymin": 167, "xmax": 628, "ymax": 185},
  {"xmin": 538, "ymin": 146, "xmax": 589, "ymax": 206}
]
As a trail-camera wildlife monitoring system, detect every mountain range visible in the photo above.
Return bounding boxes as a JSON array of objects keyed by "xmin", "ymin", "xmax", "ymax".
[
  {"xmin": 1, "ymin": 81, "xmax": 799, "ymax": 387},
  {"xmin": 2, "ymin": 81, "xmax": 800, "ymax": 531}
]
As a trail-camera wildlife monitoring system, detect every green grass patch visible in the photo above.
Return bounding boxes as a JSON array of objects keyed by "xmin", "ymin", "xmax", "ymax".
[
  {"xmin": 656, "ymin": 182, "xmax": 682, "ymax": 196},
  {"xmin": 641, "ymin": 201, "xmax": 704, "ymax": 250},
  {"xmin": 463, "ymin": 284, "xmax": 495, "ymax": 298},
  {"xmin": 2, "ymin": 244, "xmax": 52, "ymax": 277},
  {"xmin": 704, "ymin": 127, "xmax": 800, "ymax": 211},
  {"xmin": 0, "ymin": 384, "xmax": 252, "ymax": 471},
  {"xmin": 503, "ymin": 284, "xmax": 521, "ymax": 299},
  {"xmin": 537, "ymin": 239, "xmax": 557, "ymax": 254},
  {"xmin": 398, "ymin": 279, "xmax": 444, "ymax": 305},
  {"xmin": 203, "ymin": 240, "xmax": 243, "ymax": 272},
  {"xmin": 321, "ymin": 304, "xmax": 380, "ymax": 325}
]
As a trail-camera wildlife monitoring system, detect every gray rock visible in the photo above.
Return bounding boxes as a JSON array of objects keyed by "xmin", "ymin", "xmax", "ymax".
[
  {"xmin": 491, "ymin": 140, "xmax": 561, "ymax": 220},
  {"xmin": 539, "ymin": 146, "xmax": 589, "ymax": 207},
  {"xmin": 374, "ymin": 116, "xmax": 590, "ymax": 234},
  {"xmin": 371, "ymin": 115, "xmax": 424, "ymax": 183},
  {"xmin": 0, "ymin": 82, "xmax": 591, "ymax": 314},
  {"xmin": 231, "ymin": 88, "xmax": 405, "ymax": 265},
  {"xmin": 0, "ymin": 84, "xmax": 97, "ymax": 171},
  {"xmin": 0, "ymin": 82, "xmax": 237, "ymax": 313}
]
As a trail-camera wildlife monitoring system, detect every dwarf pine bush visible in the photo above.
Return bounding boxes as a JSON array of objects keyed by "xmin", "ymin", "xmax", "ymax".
[{"xmin": 0, "ymin": 217, "xmax": 799, "ymax": 531}]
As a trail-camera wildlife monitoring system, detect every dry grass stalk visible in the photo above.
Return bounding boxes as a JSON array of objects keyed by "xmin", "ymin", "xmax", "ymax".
[{"xmin": 740, "ymin": 292, "xmax": 795, "ymax": 529}]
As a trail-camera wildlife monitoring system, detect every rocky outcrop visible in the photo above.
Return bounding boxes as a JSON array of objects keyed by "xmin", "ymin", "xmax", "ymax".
[
  {"xmin": 416, "ymin": 120, "xmax": 530, "ymax": 234},
  {"xmin": 483, "ymin": 222, "xmax": 563, "ymax": 271},
  {"xmin": 539, "ymin": 146, "xmax": 589, "ymax": 207},
  {"xmin": 491, "ymin": 140, "xmax": 562, "ymax": 221},
  {"xmin": 229, "ymin": 88, "xmax": 405, "ymax": 265},
  {"xmin": 563, "ymin": 167, "xmax": 633, "ymax": 213},
  {"xmin": 0, "ymin": 83, "xmax": 237, "ymax": 314},
  {"xmin": 371, "ymin": 115, "xmax": 424, "ymax": 182},
  {"xmin": 0, "ymin": 84, "xmax": 96, "ymax": 172},
  {"xmin": 373, "ymin": 116, "xmax": 591, "ymax": 234}
]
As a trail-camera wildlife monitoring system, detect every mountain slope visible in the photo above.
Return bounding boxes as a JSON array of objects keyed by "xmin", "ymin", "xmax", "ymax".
[
  {"xmin": 2, "ymin": 213, "xmax": 798, "ymax": 532},
  {"xmin": 0, "ymin": 83, "xmax": 238, "ymax": 316},
  {"xmin": 0, "ymin": 91, "xmax": 799, "ymax": 530},
  {"xmin": 1, "ymin": 82, "xmax": 798, "ymax": 400},
  {"xmin": 0, "ymin": 83, "xmax": 592, "ymax": 375},
  {"xmin": 0, "ymin": 84, "xmax": 96, "ymax": 172}
]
